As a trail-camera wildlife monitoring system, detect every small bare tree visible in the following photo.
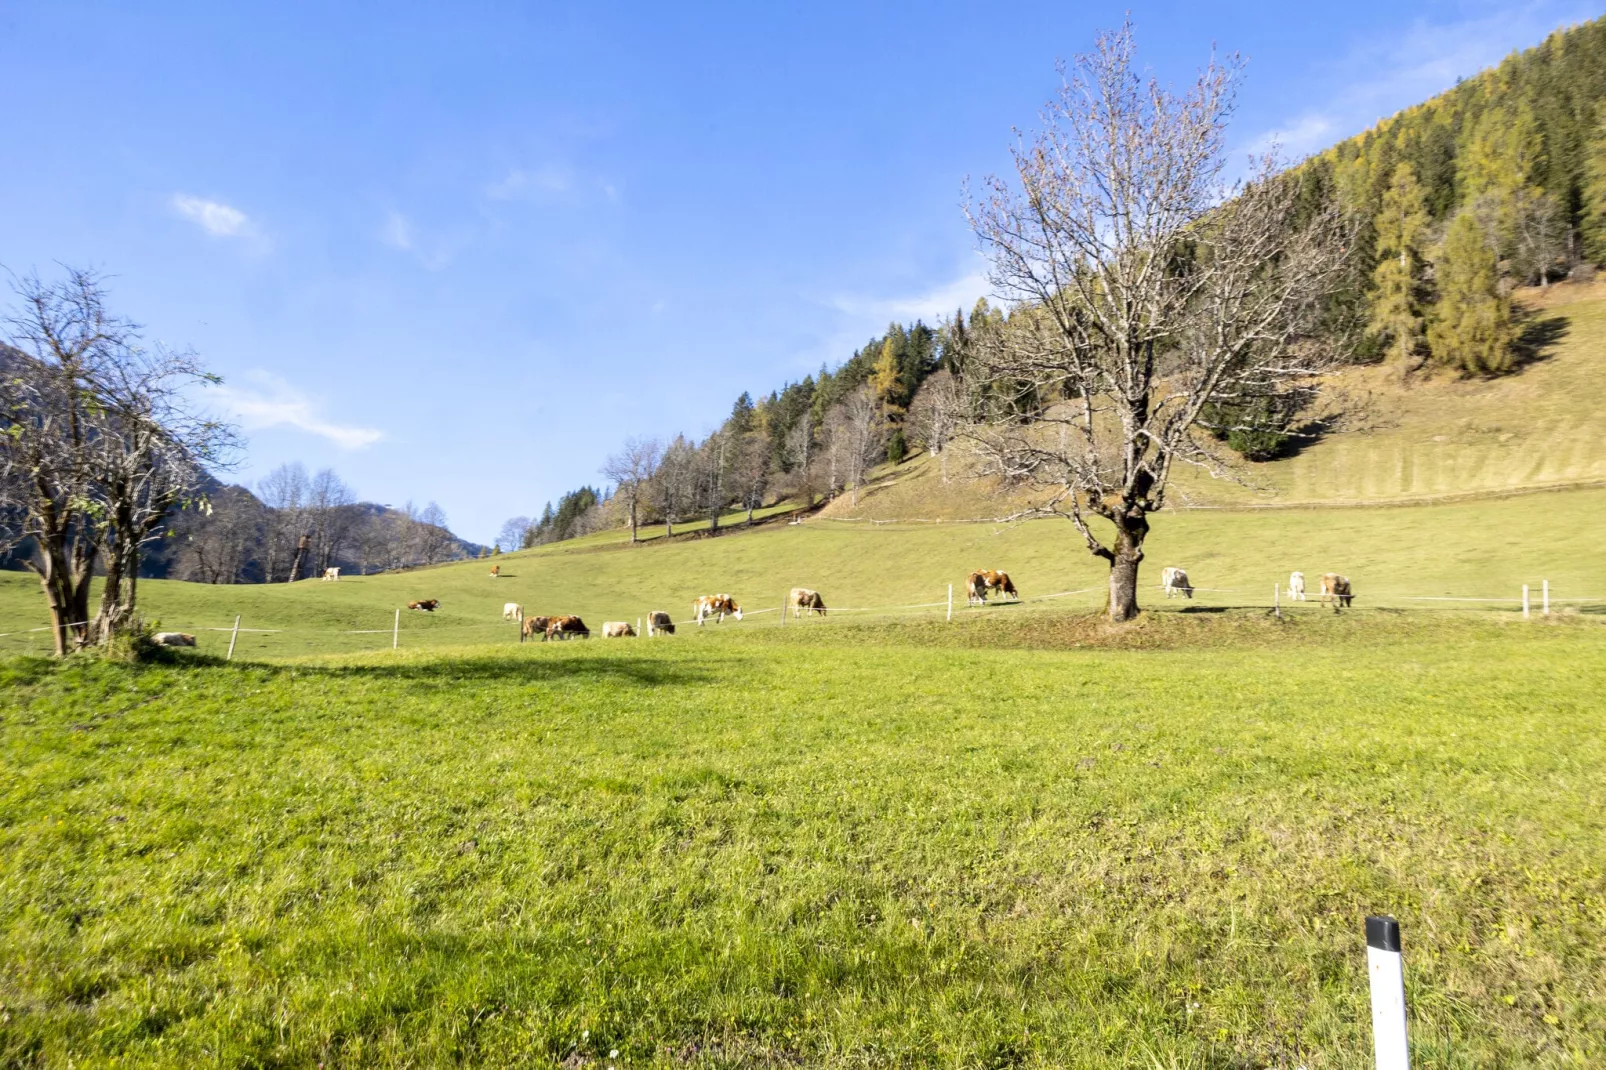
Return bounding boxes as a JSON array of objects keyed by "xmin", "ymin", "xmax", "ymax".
[
  {"xmin": 837, "ymin": 384, "xmax": 883, "ymax": 506},
  {"xmin": 601, "ymin": 437, "xmax": 661, "ymax": 543},
  {"xmin": 907, "ymin": 367, "xmax": 960, "ymax": 481},
  {"xmin": 1, "ymin": 270, "xmax": 235, "ymax": 652},
  {"xmin": 307, "ymin": 468, "xmax": 358, "ymax": 574},
  {"xmin": 962, "ymin": 25, "xmax": 1350, "ymax": 620},
  {"xmin": 784, "ymin": 414, "xmax": 816, "ymax": 506},
  {"xmin": 258, "ymin": 462, "xmax": 310, "ymax": 581}
]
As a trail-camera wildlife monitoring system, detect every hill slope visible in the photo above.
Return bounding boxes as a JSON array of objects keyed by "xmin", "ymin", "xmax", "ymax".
[{"xmin": 831, "ymin": 282, "xmax": 1606, "ymax": 521}]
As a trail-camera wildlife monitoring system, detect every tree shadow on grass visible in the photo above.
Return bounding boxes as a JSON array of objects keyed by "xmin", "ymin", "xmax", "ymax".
[
  {"xmin": 44, "ymin": 649, "xmax": 727, "ymax": 690},
  {"xmin": 1512, "ymin": 311, "xmax": 1568, "ymax": 370}
]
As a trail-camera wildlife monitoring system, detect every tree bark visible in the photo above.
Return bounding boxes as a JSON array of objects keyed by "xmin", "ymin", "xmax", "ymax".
[
  {"xmin": 1106, "ymin": 515, "xmax": 1148, "ymax": 622},
  {"xmin": 287, "ymin": 533, "xmax": 309, "ymax": 582},
  {"xmin": 628, "ymin": 496, "xmax": 637, "ymax": 544}
]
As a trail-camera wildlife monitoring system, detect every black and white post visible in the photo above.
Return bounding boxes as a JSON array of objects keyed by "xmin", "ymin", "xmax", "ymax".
[{"xmin": 1366, "ymin": 915, "xmax": 1410, "ymax": 1069}]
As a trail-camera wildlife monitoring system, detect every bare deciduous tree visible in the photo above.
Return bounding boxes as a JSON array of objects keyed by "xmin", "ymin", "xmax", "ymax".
[
  {"xmin": 258, "ymin": 462, "xmax": 310, "ymax": 582},
  {"xmin": 601, "ymin": 437, "xmax": 661, "ymax": 543},
  {"xmin": 307, "ymin": 468, "xmax": 358, "ymax": 574},
  {"xmin": 1, "ymin": 269, "xmax": 235, "ymax": 653},
  {"xmin": 907, "ymin": 367, "xmax": 961, "ymax": 482},
  {"xmin": 961, "ymin": 24, "xmax": 1351, "ymax": 620}
]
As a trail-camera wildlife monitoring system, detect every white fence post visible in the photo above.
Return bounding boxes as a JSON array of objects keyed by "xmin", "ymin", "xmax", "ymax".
[
  {"xmin": 393, "ymin": 608, "xmax": 400, "ymax": 649},
  {"xmin": 227, "ymin": 615, "xmax": 241, "ymax": 661},
  {"xmin": 1543, "ymin": 580, "xmax": 1550, "ymax": 616},
  {"xmin": 1366, "ymin": 915, "xmax": 1410, "ymax": 1069},
  {"xmin": 780, "ymin": 595, "xmax": 787, "ymax": 625},
  {"xmin": 1522, "ymin": 584, "xmax": 1530, "ymax": 620},
  {"xmin": 1274, "ymin": 583, "xmax": 1281, "ymax": 619},
  {"xmin": 947, "ymin": 583, "xmax": 953, "ymax": 622},
  {"xmin": 637, "ymin": 617, "xmax": 642, "ymax": 638}
]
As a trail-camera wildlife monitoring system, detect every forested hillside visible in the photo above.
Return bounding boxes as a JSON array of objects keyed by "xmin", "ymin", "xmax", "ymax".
[{"xmin": 513, "ymin": 15, "xmax": 1606, "ymax": 541}]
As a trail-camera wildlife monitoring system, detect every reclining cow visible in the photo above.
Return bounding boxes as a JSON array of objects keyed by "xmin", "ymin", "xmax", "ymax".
[
  {"xmin": 646, "ymin": 611, "xmax": 675, "ymax": 636},
  {"xmin": 546, "ymin": 615, "xmax": 590, "ymax": 640},
  {"xmin": 1161, "ymin": 567, "xmax": 1194, "ymax": 599},
  {"xmin": 153, "ymin": 632, "xmax": 197, "ymax": 647},
  {"xmin": 790, "ymin": 587, "xmax": 827, "ymax": 617},
  {"xmin": 1320, "ymin": 573, "xmax": 1354, "ymax": 612},
  {"xmin": 694, "ymin": 594, "xmax": 742, "ymax": 626},
  {"xmin": 520, "ymin": 615, "xmax": 551, "ymax": 642},
  {"xmin": 602, "ymin": 621, "xmax": 636, "ymax": 638},
  {"xmin": 407, "ymin": 599, "xmax": 439, "ymax": 612}
]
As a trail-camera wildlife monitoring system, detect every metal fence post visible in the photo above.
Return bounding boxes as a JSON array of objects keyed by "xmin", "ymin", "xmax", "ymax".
[
  {"xmin": 393, "ymin": 608, "xmax": 400, "ymax": 649},
  {"xmin": 1366, "ymin": 916, "xmax": 1410, "ymax": 1069},
  {"xmin": 1543, "ymin": 580, "xmax": 1550, "ymax": 616},
  {"xmin": 227, "ymin": 615, "xmax": 241, "ymax": 661},
  {"xmin": 1523, "ymin": 584, "xmax": 1530, "ymax": 620},
  {"xmin": 947, "ymin": 583, "xmax": 953, "ymax": 622}
]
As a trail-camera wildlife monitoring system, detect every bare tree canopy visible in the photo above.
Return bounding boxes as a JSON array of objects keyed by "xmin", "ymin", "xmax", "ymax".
[
  {"xmin": 961, "ymin": 24, "xmax": 1351, "ymax": 620},
  {"xmin": 0, "ymin": 268, "xmax": 238, "ymax": 653},
  {"xmin": 601, "ymin": 437, "xmax": 661, "ymax": 543}
]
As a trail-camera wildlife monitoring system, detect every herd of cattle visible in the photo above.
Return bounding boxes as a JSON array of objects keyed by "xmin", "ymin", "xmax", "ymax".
[{"xmin": 282, "ymin": 563, "xmax": 1357, "ymax": 650}]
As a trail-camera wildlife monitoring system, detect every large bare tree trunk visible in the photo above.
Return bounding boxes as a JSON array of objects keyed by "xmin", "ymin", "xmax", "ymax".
[{"xmin": 1106, "ymin": 518, "xmax": 1147, "ymax": 622}]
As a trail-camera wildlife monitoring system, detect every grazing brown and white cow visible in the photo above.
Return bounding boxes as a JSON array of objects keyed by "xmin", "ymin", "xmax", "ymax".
[
  {"xmin": 1288, "ymin": 571, "xmax": 1307, "ymax": 601},
  {"xmin": 407, "ymin": 599, "xmax": 439, "ymax": 612},
  {"xmin": 153, "ymin": 632, "xmax": 197, "ymax": 647},
  {"xmin": 503, "ymin": 602, "xmax": 523, "ymax": 622},
  {"xmin": 790, "ymin": 587, "xmax": 827, "ymax": 617},
  {"xmin": 1320, "ymin": 573, "xmax": 1354, "ymax": 611},
  {"xmin": 694, "ymin": 594, "xmax": 742, "ymax": 626},
  {"xmin": 321, "ymin": 567, "xmax": 340, "ymax": 582},
  {"xmin": 1161, "ymin": 567, "xmax": 1194, "ymax": 599},
  {"xmin": 602, "ymin": 621, "xmax": 636, "ymax": 638},
  {"xmin": 520, "ymin": 615, "xmax": 551, "ymax": 642},
  {"xmin": 967, "ymin": 569, "xmax": 1018, "ymax": 605},
  {"xmin": 489, "ymin": 564, "xmax": 501, "ymax": 578},
  {"xmin": 646, "ymin": 610, "xmax": 675, "ymax": 636},
  {"xmin": 546, "ymin": 615, "xmax": 590, "ymax": 640}
]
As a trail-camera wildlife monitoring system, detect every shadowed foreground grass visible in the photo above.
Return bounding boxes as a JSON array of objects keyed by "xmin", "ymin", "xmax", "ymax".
[{"xmin": 2, "ymin": 616, "xmax": 1603, "ymax": 1067}]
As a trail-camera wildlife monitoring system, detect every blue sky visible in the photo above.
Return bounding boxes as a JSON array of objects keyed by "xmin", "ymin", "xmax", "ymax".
[{"xmin": 1, "ymin": 1, "xmax": 1596, "ymax": 542}]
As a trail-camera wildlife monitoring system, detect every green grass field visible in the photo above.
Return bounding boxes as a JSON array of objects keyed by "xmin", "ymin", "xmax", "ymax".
[
  {"xmin": 3, "ymin": 487, "xmax": 1604, "ymax": 661},
  {"xmin": 3, "ymin": 615, "xmax": 1604, "ymax": 1067},
  {"xmin": 6, "ymin": 316, "xmax": 1606, "ymax": 1065}
]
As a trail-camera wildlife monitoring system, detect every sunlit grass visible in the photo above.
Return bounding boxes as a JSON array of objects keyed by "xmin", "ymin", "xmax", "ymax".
[{"xmin": 2, "ymin": 616, "xmax": 1603, "ymax": 1066}]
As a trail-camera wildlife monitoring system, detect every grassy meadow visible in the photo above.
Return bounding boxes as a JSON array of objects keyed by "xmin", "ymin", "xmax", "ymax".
[
  {"xmin": 3, "ymin": 614, "xmax": 1605, "ymax": 1067},
  {"xmin": 5, "ymin": 347, "xmax": 1606, "ymax": 1064},
  {"xmin": 2, "ymin": 487, "xmax": 1604, "ymax": 661}
]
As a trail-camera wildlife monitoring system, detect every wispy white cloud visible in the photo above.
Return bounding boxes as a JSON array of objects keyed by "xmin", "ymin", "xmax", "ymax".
[
  {"xmin": 213, "ymin": 372, "xmax": 383, "ymax": 450},
  {"xmin": 486, "ymin": 164, "xmax": 573, "ymax": 200},
  {"xmin": 172, "ymin": 194, "xmax": 257, "ymax": 239},
  {"xmin": 380, "ymin": 211, "xmax": 414, "ymax": 251},
  {"xmin": 831, "ymin": 268, "xmax": 991, "ymax": 325},
  {"xmin": 1242, "ymin": 3, "xmax": 1596, "ymax": 161}
]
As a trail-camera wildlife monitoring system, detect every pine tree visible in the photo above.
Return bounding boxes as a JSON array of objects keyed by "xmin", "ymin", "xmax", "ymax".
[
  {"xmin": 1369, "ymin": 163, "xmax": 1431, "ymax": 370},
  {"xmin": 1582, "ymin": 105, "xmax": 1606, "ymax": 263},
  {"xmin": 1428, "ymin": 211, "xmax": 1516, "ymax": 375},
  {"xmin": 869, "ymin": 337, "xmax": 903, "ymax": 417}
]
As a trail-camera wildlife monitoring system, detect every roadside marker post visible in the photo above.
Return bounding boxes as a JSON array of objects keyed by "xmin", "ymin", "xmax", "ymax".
[
  {"xmin": 947, "ymin": 584, "xmax": 953, "ymax": 622},
  {"xmin": 1366, "ymin": 916, "xmax": 1410, "ymax": 1070},
  {"xmin": 1523, "ymin": 584, "xmax": 1531, "ymax": 620},
  {"xmin": 226, "ymin": 615, "xmax": 241, "ymax": 661},
  {"xmin": 393, "ymin": 608, "xmax": 400, "ymax": 650},
  {"xmin": 1543, "ymin": 580, "xmax": 1550, "ymax": 616}
]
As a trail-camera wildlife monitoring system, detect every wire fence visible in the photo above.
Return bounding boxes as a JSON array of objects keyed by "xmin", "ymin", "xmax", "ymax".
[{"xmin": 3, "ymin": 578, "xmax": 1601, "ymax": 659}]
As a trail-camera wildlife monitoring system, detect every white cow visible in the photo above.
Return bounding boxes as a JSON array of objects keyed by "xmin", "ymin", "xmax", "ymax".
[
  {"xmin": 502, "ymin": 602, "xmax": 523, "ymax": 622},
  {"xmin": 322, "ymin": 567, "xmax": 340, "ymax": 582},
  {"xmin": 153, "ymin": 632, "xmax": 196, "ymax": 647},
  {"xmin": 1161, "ymin": 567, "xmax": 1193, "ymax": 599},
  {"xmin": 602, "ymin": 621, "xmax": 636, "ymax": 638},
  {"xmin": 1287, "ymin": 571, "xmax": 1306, "ymax": 601}
]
